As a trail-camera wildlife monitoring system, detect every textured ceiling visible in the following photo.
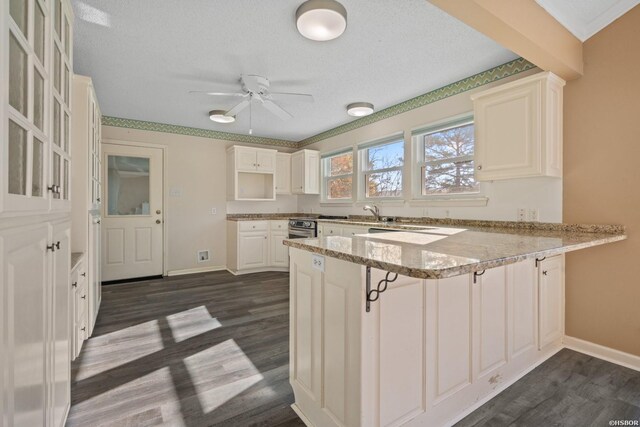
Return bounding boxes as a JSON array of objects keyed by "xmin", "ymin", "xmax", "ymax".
[
  {"xmin": 71, "ymin": 0, "xmax": 517, "ymax": 141},
  {"xmin": 536, "ymin": 0, "xmax": 640, "ymax": 41}
]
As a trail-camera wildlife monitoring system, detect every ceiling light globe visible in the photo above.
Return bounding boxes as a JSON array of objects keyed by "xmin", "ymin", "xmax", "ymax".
[
  {"xmin": 347, "ymin": 102, "xmax": 374, "ymax": 117},
  {"xmin": 296, "ymin": 0, "xmax": 347, "ymax": 41},
  {"xmin": 209, "ymin": 110, "xmax": 235, "ymax": 123}
]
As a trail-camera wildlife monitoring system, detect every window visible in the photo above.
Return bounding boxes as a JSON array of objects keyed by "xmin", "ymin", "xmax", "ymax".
[
  {"xmin": 322, "ymin": 150, "xmax": 353, "ymax": 200},
  {"xmin": 414, "ymin": 118, "xmax": 479, "ymax": 197},
  {"xmin": 359, "ymin": 136, "xmax": 404, "ymax": 199}
]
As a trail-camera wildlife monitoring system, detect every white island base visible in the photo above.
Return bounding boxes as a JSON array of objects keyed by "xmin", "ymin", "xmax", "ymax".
[{"xmin": 289, "ymin": 248, "xmax": 565, "ymax": 427}]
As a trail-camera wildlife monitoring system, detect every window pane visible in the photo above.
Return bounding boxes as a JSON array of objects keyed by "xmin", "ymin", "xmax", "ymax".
[
  {"xmin": 107, "ymin": 156, "xmax": 151, "ymax": 216},
  {"xmin": 54, "ymin": 0, "xmax": 62, "ymax": 37},
  {"xmin": 366, "ymin": 171, "xmax": 402, "ymax": 198},
  {"xmin": 35, "ymin": 2, "xmax": 45, "ymax": 64},
  {"xmin": 64, "ymin": 15, "xmax": 70, "ymax": 56},
  {"xmin": 10, "ymin": 0, "xmax": 28, "ymax": 35},
  {"xmin": 64, "ymin": 65, "xmax": 70, "ymax": 105},
  {"xmin": 424, "ymin": 160, "xmax": 479, "ymax": 195},
  {"xmin": 327, "ymin": 177, "xmax": 352, "ymax": 199},
  {"xmin": 329, "ymin": 152, "xmax": 352, "ymax": 176},
  {"xmin": 33, "ymin": 138, "xmax": 44, "ymax": 197},
  {"xmin": 53, "ymin": 100, "xmax": 61, "ymax": 146},
  {"xmin": 34, "ymin": 68, "xmax": 45, "ymax": 131},
  {"xmin": 425, "ymin": 123, "xmax": 474, "ymax": 161},
  {"xmin": 8, "ymin": 120, "xmax": 28, "ymax": 195},
  {"xmin": 9, "ymin": 33, "xmax": 28, "ymax": 116},
  {"xmin": 53, "ymin": 153, "xmax": 61, "ymax": 199},
  {"xmin": 63, "ymin": 160, "xmax": 69, "ymax": 199},
  {"xmin": 366, "ymin": 140, "xmax": 404, "ymax": 170},
  {"xmin": 54, "ymin": 46, "xmax": 61, "ymax": 94},
  {"xmin": 64, "ymin": 112, "xmax": 70, "ymax": 152}
]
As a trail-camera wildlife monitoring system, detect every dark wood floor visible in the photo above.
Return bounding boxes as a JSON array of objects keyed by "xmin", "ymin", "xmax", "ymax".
[
  {"xmin": 68, "ymin": 270, "xmax": 640, "ymax": 427},
  {"xmin": 68, "ymin": 270, "xmax": 305, "ymax": 426}
]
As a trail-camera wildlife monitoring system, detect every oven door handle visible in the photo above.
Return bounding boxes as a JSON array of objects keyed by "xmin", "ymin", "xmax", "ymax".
[{"xmin": 288, "ymin": 229, "xmax": 315, "ymax": 239}]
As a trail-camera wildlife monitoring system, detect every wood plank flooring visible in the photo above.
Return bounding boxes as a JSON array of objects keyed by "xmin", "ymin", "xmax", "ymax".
[
  {"xmin": 68, "ymin": 270, "xmax": 305, "ymax": 426},
  {"xmin": 68, "ymin": 270, "xmax": 640, "ymax": 426}
]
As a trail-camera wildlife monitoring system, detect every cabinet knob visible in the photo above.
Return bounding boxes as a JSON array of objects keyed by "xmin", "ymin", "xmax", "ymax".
[
  {"xmin": 46, "ymin": 243, "xmax": 56, "ymax": 252},
  {"xmin": 156, "ymin": 219, "xmax": 161, "ymax": 224},
  {"xmin": 264, "ymin": 236, "xmax": 267, "ymax": 239},
  {"xmin": 81, "ymin": 272, "xmax": 86, "ymax": 277},
  {"xmin": 81, "ymin": 327, "xmax": 86, "ymax": 331},
  {"xmin": 477, "ymin": 165, "xmax": 482, "ymax": 170},
  {"xmin": 542, "ymin": 270, "xmax": 548, "ymax": 276},
  {"xmin": 72, "ymin": 282, "xmax": 77, "ymax": 288},
  {"xmin": 97, "ymin": 197, "xmax": 101, "ymax": 202},
  {"xmin": 96, "ymin": 220, "xmax": 101, "ymax": 224},
  {"xmin": 81, "ymin": 295, "xmax": 86, "ymax": 299}
]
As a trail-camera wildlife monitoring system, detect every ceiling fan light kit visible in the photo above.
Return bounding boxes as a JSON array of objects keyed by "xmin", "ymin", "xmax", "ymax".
[
  {"xmin": 296, "ymin": 0, "xmax": 347, "ymax": 41},
  {"xmin": 347, "ymin": 102, "xmax": 374, "ymax": 117},
  {"xmin": 209, "ymin": 110, "xmax": 236, "ymax": 123}
]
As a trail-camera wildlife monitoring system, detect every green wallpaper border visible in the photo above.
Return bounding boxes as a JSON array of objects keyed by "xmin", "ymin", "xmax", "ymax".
[
  {"xmin": 298, "ymin": 57, "xmax": 536, "ymax": 147},
  {"xmin": 102, "ymin": 57, "xmax": 535, "ymax": 149},
  {"xmin": 101, "ymin": 116, "xmax": 299, "ymax": 148}
]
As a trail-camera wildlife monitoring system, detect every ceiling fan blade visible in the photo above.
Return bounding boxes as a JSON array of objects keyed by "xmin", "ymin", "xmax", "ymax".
[
  {"xmin": 262, "ymin": 100, "xmax": 293, "ymax": 120},
  {"xmin": 269, "ymin": 92, "xmax": 314, "ymax": 103},
  {"xmin": 226, "ymin": 99, "xmax": 251, "ymax": 116},
  {"xmin": 189, "ymin": 91, "xmax": 247, "ymax": 97}
]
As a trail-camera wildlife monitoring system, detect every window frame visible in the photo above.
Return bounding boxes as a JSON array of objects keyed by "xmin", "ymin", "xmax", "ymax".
[
  {"xmin": 321, "ymin": 148, "xmax": 355, "ymax": 203},
  {"xmin": 357, "ymin": 134, "xmax": 405, "ymax": 201},
  {"xmin": 412, "ymin": 114, "xmax": 482, "ymax": 200}
]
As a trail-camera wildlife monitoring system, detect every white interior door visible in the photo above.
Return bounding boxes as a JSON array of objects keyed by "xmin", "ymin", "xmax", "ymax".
[{"xmin": 102, "ymin": 143, "xmax": 164, "ymax": 281}]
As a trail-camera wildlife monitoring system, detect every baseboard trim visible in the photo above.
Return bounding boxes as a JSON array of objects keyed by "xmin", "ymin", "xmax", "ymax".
[
  {"xmin": 226, "ymin": 267, "xmax": 290, "ymax": 276},
  {"xmin": 166, "ymin": 265, "xmax": 227, "ymax": 276},
  {"xmin": 563, "ymin": 336, "xmax": 640, "ymax": 372}
]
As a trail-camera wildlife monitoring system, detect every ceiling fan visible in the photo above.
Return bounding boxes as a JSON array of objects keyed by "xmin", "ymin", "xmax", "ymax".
[{"xmin": 191, "ymin": 74, "xmax": 314, "ymax": 133}]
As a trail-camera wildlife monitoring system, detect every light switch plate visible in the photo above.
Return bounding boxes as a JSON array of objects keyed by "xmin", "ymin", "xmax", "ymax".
[
  {"xmin": 312, "ymin": 255, "xmax": 325, "ymax": 272},
  {"xmin": 211, "ymin": 208, "xmax": 217, "ymax": 215}
]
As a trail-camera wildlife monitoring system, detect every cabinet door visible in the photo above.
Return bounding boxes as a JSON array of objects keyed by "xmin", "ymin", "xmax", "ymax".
[
  {"xmin": 291, "ymin": 152, "xmax": 304, "ymax": 194},
  {"xmin": 256, "ymin": 150, "xmax": 276, "ymax": 173},
  {"xmin": 51, "ymin": 222, "xmax": 71, "ymax": 427},
  {"xmin": 270, "ymin": 231, "xmax": 289, "ymax": 267},
  {"xmin": 538, "ymin": 255, "xmax": 563, "ymax": 349},
  {"xmin": 235, "ymin": 147, "xmax": 257, "ymax": 172},
  {"xmin": 238, "ymin": 232, "xmax": 268, "ymax": 270},
  {"xmin": 342, "ymin": 226, "xmax": 366, "ymax": 237},
  {"xmin": 276, "ymin": 153, "xmax": 291, "ymax": 194},
  {"xmin": 88, "ymin": 213, "xmax": 101, "ymax": 335},
  {"xmin": 474, "ymin": 80, "xmax": 542, "ymax": 181},
  {"xmin": 323, "ymin": 225, "xmax": 342, "ymax": 236},
  {"xmin": 0, "ymin": 223, "xmax": 49, "ymax": 426},
  {"xmin": 305, "ymin": 151, "xmax": 320, "ymax": 194}
]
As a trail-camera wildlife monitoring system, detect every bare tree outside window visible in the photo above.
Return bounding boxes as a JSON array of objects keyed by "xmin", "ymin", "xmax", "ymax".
[
  {"xmin": 363, "ymin": 140, "xmax": 404, "ymax": 198},
  {"xmin": 324, "ymin": 152, "xmax": 353, "ymax": 200},
  {"xmin": 421, "ymin": 122, "xmax": 479, "ymax": 195}
]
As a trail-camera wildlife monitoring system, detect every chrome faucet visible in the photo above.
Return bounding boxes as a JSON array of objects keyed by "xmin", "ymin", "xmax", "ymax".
[{"xmin": 363, "ymin": 205, "xmax": 380, "ymax": 221}]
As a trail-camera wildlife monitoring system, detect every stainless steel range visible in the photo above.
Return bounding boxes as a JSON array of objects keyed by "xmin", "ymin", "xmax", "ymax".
[{"xmin": 288, "ymin": 215, "xmax": 348, "ymax": 238}]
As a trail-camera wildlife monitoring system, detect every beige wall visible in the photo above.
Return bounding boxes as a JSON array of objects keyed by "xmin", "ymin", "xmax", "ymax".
[
  {"xmin": 102, "ymin": 126, "xmax": 295, "ymax": 274},
  {"xmin": 564, "ymin": 5, "xmax": 640, "ymax": 356},
  {"xmin": 297, "ymin": 68, "xmax": 564, "ymax": 223}
]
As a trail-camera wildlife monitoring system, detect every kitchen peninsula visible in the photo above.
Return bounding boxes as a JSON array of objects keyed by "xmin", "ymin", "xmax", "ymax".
[{"xmin": 283, "ymin": 219, "xmax": 625, "ymax": 427}]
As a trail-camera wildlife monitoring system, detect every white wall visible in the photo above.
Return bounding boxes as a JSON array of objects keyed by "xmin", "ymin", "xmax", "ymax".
[
  {"xmin": 297, "ymin": 69, "xmax": 562, "ymax": 223},
  {"xmin": 101, "ymin": 126, "xmax": 296, "ymax": 274}
]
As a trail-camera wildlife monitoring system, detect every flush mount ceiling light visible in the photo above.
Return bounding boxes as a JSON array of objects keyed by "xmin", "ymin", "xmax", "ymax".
[
  {"xmin": 347, "ymin": 102, "xmax": 374, "ymax": 117},
  {"xmin": 296, "ymin": 0, "xmax": 347, "ymax": 41},
  {"xmin": 209, "ymin": 110, "xmax": 235, "ymax": 123}
]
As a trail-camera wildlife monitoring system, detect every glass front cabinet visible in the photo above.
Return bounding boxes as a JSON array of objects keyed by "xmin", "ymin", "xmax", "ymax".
[{"xmin": 3, "ymin": 0, "xmax": 73, "ymax": 215}]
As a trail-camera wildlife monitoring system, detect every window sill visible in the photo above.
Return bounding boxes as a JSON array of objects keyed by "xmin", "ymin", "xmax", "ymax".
[
  {"xmin": 320, "ymin": 201, "xmax": 354, "ymax": 207},
  {"xmin": 409, "ymin": 197, "xmax": 488, "ymax": 207},
  {"xmin": 355, "ymin": 200, "xmax": 406, "ymax": 207}
]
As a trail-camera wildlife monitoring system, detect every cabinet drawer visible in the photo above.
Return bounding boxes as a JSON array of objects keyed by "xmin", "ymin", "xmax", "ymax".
[
  {"xmin": 270, "ymin": 220, "xmax": 288, "ymax": 231},
  {"xmin": 239, "ymin": 221, "xmax": 269, "ymax": 232}
]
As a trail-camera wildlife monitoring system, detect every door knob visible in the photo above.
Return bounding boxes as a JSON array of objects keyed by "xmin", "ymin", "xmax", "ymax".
[
  {"xmin": 156, "ymin": 219, "xmax": 161, "ymax": 224},
  {"xmin": 156, "ymin": 209, "xmax": 161, "ymax": 214}
]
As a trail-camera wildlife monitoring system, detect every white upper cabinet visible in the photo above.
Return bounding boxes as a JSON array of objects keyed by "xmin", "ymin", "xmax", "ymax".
[
  {"xmin": 276, "ymin": 152, "xmax": 291, "ymax": 195},
  {"xmin": 227, "ymin": 146, "xmax": 277, "ymax": 201},
  {"xmin": 234, "ymin": 146, "xmax": 276, "ymax": 173},
  {"xmin": 471, "ymin": 71, "xmax": 565, "ymax": 181},
  {"xmin": 291, "ymin": 149, "xmax": 320, "ymax": 195}
]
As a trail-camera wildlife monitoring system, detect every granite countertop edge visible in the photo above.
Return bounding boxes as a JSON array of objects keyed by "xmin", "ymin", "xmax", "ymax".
[{"xmin": 283, "ymin": 234, "xmax": 626, "ymax": 279}]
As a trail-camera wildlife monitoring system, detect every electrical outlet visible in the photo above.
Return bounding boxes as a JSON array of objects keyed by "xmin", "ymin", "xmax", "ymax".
[
  {"xmin": 210, "ymin": 208, "xmax": 217, "ymax": 215},
  {"xmin": 528, "ymin": 208, "xmax": 539, "ymax": 222},
  {"xmin": 312, "ymin": 255, "xmax": 325, "ymax": 272},
  {"xmin": 197, "ymin": 250, "xmax": 210, "ymax": 263},
  {"xmin": 517, "ymin": 208, "xmax": 527, "ymax": 222}
]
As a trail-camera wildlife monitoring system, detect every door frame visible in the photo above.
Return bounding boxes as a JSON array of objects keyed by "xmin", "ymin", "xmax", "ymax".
[{"xmin": 101, "ymin": 138, "xmax": 169, "ymax": 276}]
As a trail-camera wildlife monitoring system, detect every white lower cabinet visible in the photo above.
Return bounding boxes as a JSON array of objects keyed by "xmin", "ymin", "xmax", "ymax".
[
  {"xmin": 71, "ymin": 257, "xmax": 88, "ymax": 360},
  {"xmin": 318, "ymin": 224, "xmax": 369, "ymax": 238},
  {"xmin": 228, "ymin": 220, "xmax": 290, "ymax": 274},
  {"xmin": 289, "ymin": 249, "xmax": 565, "ymax": 427},
  {"xmin": 0, "ymin": 218, "xmax": 71, "ymax": 427},
  {"xmin": 238, "ymin": 231, "xmax": 269, "ymax": 270}
]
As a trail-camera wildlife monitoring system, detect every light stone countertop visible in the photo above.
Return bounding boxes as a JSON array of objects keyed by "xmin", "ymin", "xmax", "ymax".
[
  {"xmin": 284, "ymin": 224, "xmax": 626, "ymax": 279},
  {"xmin": 227, "ymin": 213, "xmax": 313, "ymax": 221}
]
